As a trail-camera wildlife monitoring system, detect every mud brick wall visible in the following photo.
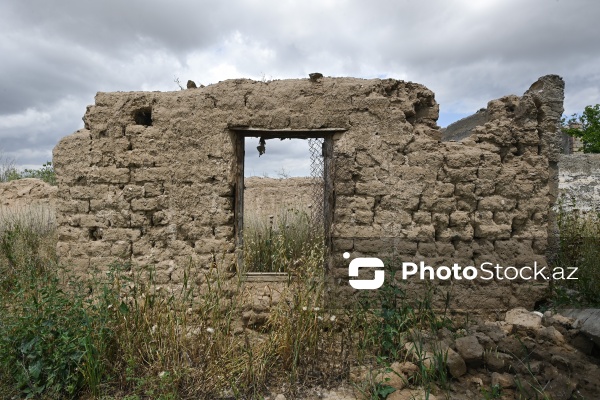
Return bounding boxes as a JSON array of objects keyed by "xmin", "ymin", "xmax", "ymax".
[
  {"xmin": 244, "ymin": 177, "xmax": 318, "ymax": 218},
  {"xmin": 53, "ymin": 75, "xmax": 563, "ymax": 309},
  {"xmin": 329, "ymin": 75, "xmax": 563, "ymax": 310}
]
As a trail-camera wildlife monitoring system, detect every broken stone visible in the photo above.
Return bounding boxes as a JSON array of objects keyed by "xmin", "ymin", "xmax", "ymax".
[
  {"xmin": 504, "ymin": 307, "xmax": 542, "ymax": 331},
  {"xmin": 569, "ymin": 332, "xmax": 595, "ymax": 355},
  {"xmin": 560, "ymin": 309, "xmax": 600, "ymax": 347},
  {"xmin": 375, "ymin": 362, "xmax": 407, "ymax": 391},
  {"xmin": 396, "ymin": 361, "xmax": 419, "ymax": 380},
  {"xmin": 480, "ymin": 322, "xmax": 507, "ymax": 343},
  {"xmin": 536, "ymin": 326, "xmax": 565, "ymax": 345},
  {"xmin": 455, "ymin": 335, "xmax": 484, "ymax": 366},
  {"xmin": 497, "ymin": 336, "xmax": 528, "ymax": 358},
  {"xmin": 491, "ymin": 372, "xmax": 515, "ymax": 389},
  {"xmin": 445, "ymin": 347, "xmax": 467, "ymax": 378},
  {"xmin": 547, "ymin": 313, "xmax": 575, "ymax": 329},
  {"xmin": 484, "ymin": 351, "xmax": 513, "ymax": 372},
  {"xmin": 474, "ymin": 332, "xmax": 495, "ymax": 350},
  {"xmin": 543, "ymin": 375, "xmax": 576, "ymax": 400}
]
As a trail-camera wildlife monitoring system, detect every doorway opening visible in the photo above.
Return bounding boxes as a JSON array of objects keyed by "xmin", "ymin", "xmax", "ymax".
[{"xmin": 232, "ymin": 129, "xmax": 339, "ymax": 277}]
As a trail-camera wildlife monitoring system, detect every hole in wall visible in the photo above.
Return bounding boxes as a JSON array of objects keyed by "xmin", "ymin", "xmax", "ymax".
[
  {"xmin": 133, "ymin": 107, "xmax": 153, "ymax": 126},
  {"xmin": 89, "ymin": 227, "xmax": 102, "ymax": 241}
]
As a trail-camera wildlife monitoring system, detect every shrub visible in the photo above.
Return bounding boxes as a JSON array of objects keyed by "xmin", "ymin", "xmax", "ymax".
[
  {"xmin": 0, "ymin": 150, "xmax": 17, "ymax": 183},
  {"xmin": 0, "ymin": 203, "xmax": 462, "ymax": 399},
  {"xmin": 563, "ymin": 104, "xmax": 600, "ymax": 153},
  {"xmin": 0, "ymin": 275, "xmax": 100, "ymax": 398},
  {"xmin": 553, "ymin": 204, "xmax": 600, "ymax": 306},
  {"xmin": 0, "ymin": 215, "xmax": 99, "ymax": 399},
  {"xmin": 14, "ymin": 162, "xmax": 57, "ymax": 186}
]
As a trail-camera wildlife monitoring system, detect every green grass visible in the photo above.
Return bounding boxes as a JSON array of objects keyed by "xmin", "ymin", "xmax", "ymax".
[
  {"xmin": 552, "ymin": 202, "xmax": 600, "ymax": 307},
  {"xmin": 4, "ymin": 202, "xmax": 596, "ymax": 398},
  {"xmin": 0, "ymin": 161, "xmax": 56, "ymax": 186}
]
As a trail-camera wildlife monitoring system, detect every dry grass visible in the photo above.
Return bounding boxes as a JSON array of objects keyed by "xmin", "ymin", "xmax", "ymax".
[
  {"xmin": 4, "ymin": 201, "xmax": 595, "ymax": 398},
  {"xmin": 553, "ymin": 205, "xmax": 600, "ymax": 306},
  {"xmin": 243, "ymin": 207, "xmax": 323, "ymax": 273},
  {"xmin": 0, "ymin": 206, "xmax": 355, "ymax": 399}
]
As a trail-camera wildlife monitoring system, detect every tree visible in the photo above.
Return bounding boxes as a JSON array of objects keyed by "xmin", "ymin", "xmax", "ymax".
[
  {"xmin": 0, "ymin": 156, "xmax": 56, "ymax": 185},
  {"xmin": 20, "ymin": 161, "xmax": 56, "ymax": 185},
  {"xmin": 563, "ymin": 104, "xmax": 600, "ymax": 153}
]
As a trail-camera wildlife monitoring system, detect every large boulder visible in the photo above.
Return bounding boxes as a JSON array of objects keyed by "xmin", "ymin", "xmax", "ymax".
[{"xmin": 560, "ymin": 309, "xmax": 600, "ymax": 347}]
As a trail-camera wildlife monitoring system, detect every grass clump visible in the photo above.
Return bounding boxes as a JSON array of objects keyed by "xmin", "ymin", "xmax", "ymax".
[
  {"xmin": 552, "ymin": 202, "xmax": 600, "ymax": 306},
  {"xmin": 243, "ymin": 208, "xmax": 323, "ymax": 273},
  {"xmin": 0, "ymin": 205, "xmax": 461, "ymax": 399}
]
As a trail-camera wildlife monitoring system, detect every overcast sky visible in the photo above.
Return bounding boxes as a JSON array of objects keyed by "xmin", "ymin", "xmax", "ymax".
[{"xmin": 1, "ymin": 0, "xmax": 599, "ymax": 176}]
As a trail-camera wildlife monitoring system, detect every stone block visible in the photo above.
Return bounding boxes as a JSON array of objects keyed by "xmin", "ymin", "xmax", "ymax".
[
  {"xmin": 504, "ymin": 307, "xmax": 542, "ymax": 330},
  {"xmin": 131, "ymin": 196, "xmax": 168, "ymax": 211},
  {"xmin": 455, "ymin": 335, "xmax": 484, "ymax": 366}
]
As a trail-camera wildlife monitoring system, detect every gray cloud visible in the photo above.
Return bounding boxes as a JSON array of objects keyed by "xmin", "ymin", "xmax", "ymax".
[
  {"xmin": 1, "ymin": 0, "xmax": 599, "ymax": 175},
  {"xmin": 244, "ymin": 138, "xmax": 313, "ymax": 177}
]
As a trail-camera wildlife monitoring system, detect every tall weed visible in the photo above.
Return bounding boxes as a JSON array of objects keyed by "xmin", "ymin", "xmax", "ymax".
[
  {"xmin": 553, "ymin": 204, "xmax": 600, "ymax": 306},
  {"xmin": 0, "ymin": 202, "xmax": 528, "ymax": 399},
  {"xmin": 243, "ymin": 208, "xmax": 323, "ymax": 273}
]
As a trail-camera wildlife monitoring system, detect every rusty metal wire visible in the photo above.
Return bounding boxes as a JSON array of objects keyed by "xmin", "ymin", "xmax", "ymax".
[{"xmin": 308, "ymin": 138, "xmax": 325, "ymax": 227}]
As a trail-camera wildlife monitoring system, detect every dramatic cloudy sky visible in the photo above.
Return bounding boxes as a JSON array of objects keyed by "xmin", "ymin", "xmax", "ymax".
[{"xmin": 1, "ymin": 0, "xmax": 599, "ymax": 176}]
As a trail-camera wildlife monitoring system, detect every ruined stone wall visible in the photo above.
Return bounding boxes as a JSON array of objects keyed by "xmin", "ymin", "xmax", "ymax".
[
  {"xmin": 0, "ymin": 178, "xmax": 57, "ymax": 209},
  {"xmin": 53, "ymin": 75, "xmax": 563, "ymax": 310},
  {"xmin": 244, "ymin": 177, "xmax": 317, "ymax": 218},
  {"xmin": 328, "ymin": 75, "xmax": 563, "ymax": 310},
  {"xmin": 0, "ymin": 179, "xmax": 57, "ymax": 233},
  {"xmin": 558, "ymin": 154, "xmax": 600, "ymax": 212}
]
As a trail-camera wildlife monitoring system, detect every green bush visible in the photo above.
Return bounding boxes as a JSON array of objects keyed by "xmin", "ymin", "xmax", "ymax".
[
  {"xmin": 0, "ymin": 217, "xmax": 104, "ymax": 399},
  {"xmin": 553, "ymin": 204, "xmax": 600, "ymax": 306},
  {"xmin": 0, "ymin": 276, "xmax": 100, "ymax": 398},
  {"xmin": 13, "ymin": 162, "xmax": 57, "ymax": 186},
  {"xmin": 563, "ymin": 104, "xmax": 600, "ymax": 153}
]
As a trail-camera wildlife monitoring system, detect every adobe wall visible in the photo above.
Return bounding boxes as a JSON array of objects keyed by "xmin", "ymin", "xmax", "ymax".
[
  {"xmin": 243, "ymin": 177, "xmax": 318, "ymax": 218},
  {"xmin": 53, "ymin": 75, "xmax": 564, "ymax": 310},
  {"xmin": 0, "ymin": 178, "xmax": 57, "ymax": 209}
]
